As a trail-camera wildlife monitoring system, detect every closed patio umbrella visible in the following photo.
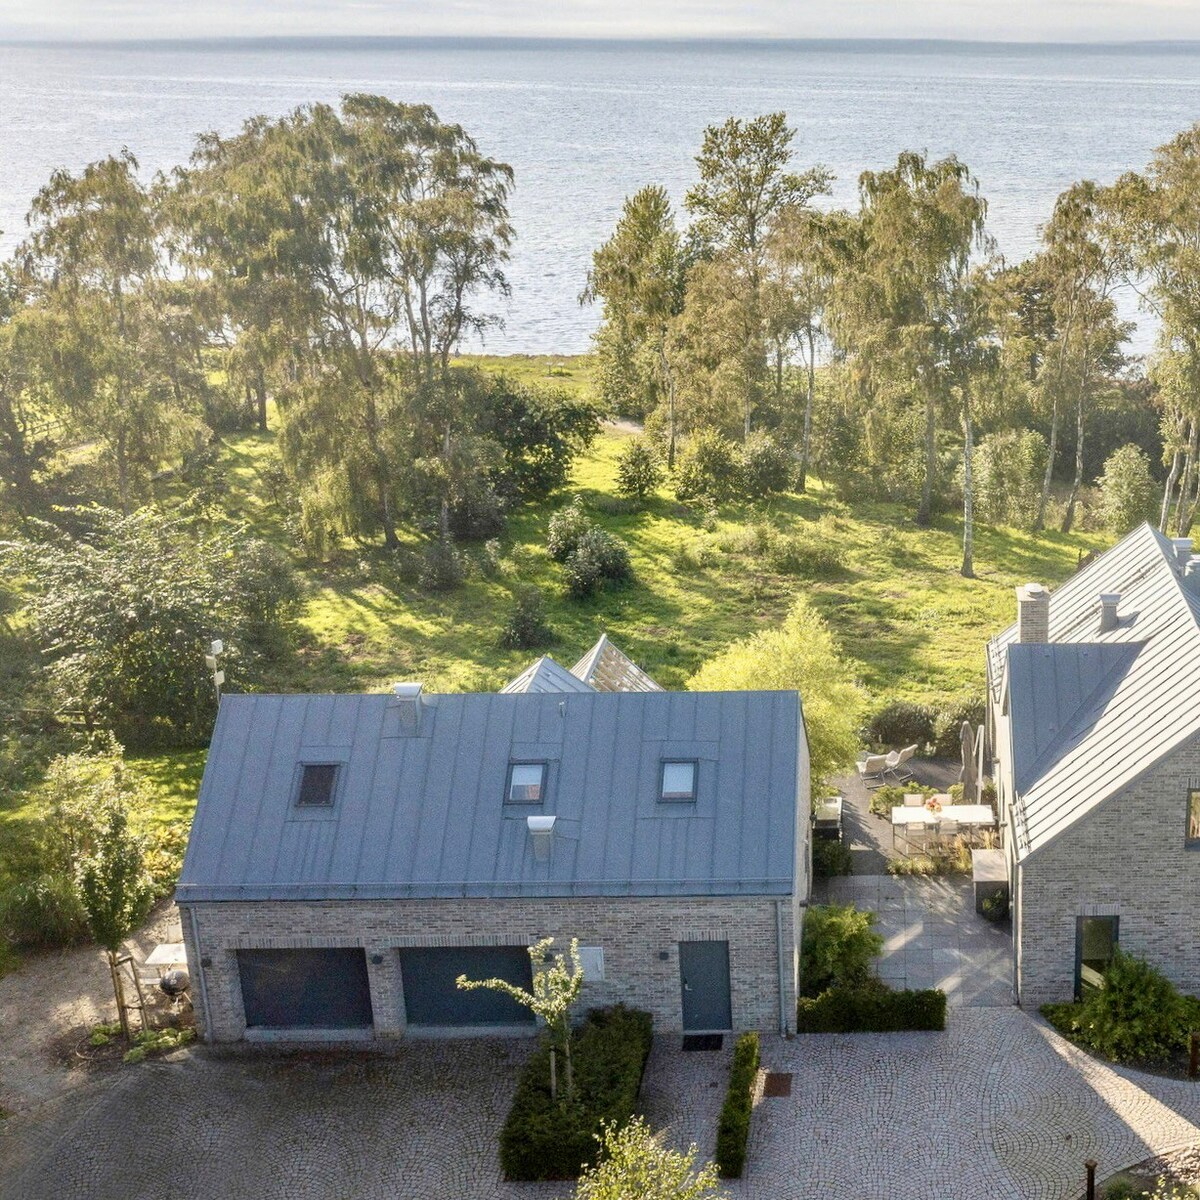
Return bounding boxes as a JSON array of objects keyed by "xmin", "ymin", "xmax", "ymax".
[{"xmin": 960, "ymin": 720, "xmax": 978, "ymax": 802}]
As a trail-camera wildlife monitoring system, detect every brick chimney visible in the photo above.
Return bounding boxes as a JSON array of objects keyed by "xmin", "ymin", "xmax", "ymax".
[{"xmin": 1016, "ymin": 583, "xmax": 1050, "ymax": 644}]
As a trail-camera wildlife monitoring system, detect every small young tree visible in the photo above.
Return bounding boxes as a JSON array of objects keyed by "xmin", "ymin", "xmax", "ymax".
[
  {"xmin": 799, "ymin": 904, "xmax": 883, "ymax": 997},
  {"xmin": 547, "ymin": 496, "xmax": 596, "ymax": 562},
  {"xmin": 1098, "ymin": 443, "xmax": 1158, "ymax": 535},
  {"xmin": 457, "ymin": 936, "xmax": 583, "ymax": 1100},
  {"xmin": 499, "ymin": 584, "xmax": 554, "ymax": 650},
  {"xmin": 615, "ymin": 438, "xmax": 664, "ymax": 502},
  {"xmin": 74, "ymin": 797, "xmax": 154, "ymax": 1040},
  {"xmin": 674, "ymin": 429, "xmax": 742, "ymax": 505},
  {"xmin": 564, "ymin": 528, "xmax": 633, "ymax": 599},
  {"xmin": 574, "ymin": 1117, "xmax": 723, "ymax": 1200}
]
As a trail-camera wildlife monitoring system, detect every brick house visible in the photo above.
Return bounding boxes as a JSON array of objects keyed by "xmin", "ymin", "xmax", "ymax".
[
  {"xmin": 988, "ymin": 523, "xmax": 1200, "ymax": 1006},
  {"xmin": 177, "ymin": 685, "xmax": 810, "ymax": 1042}
]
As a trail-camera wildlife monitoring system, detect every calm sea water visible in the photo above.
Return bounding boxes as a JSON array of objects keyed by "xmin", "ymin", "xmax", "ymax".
[{"xmin": 2, "ymin": 38, "xmax": 1200, "ymax": 354}]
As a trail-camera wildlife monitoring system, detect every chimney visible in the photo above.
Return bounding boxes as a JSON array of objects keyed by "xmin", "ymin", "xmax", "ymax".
[
  {"xmin": 391, "ymin": 681, "xmax": 424, "ymax": 732},
  {"xmin": 527, "ymin": 815, "xmax": 556, "ymax": 862},
  {"xmin": 1016, "ymin": 583, "xmax": 1050, "ymax": 644},
  {"xmin": 1173, "ymin": 538, "xmax": 1194, "ymax": 570},
  {"xmin": 1097, "ymin": 593, "xmax": 1120, "ymax": 634}
]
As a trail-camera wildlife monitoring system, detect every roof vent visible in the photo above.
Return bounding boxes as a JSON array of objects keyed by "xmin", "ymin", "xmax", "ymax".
[
  {"xmin": 1016, "ymin": 583, "xmax": 1050, "ymax": 644},
  {"xmin": 391, "ymin": 681, "xmax": 423, "ymax": 732},
  {"xmin": 527, "ymin": 814, "xmax": 556, "ymax": 862},
  {"xmin": 1173, "ymin": 538, "xmax": 1194, "ymax": 569},
  {"xmin": 1097, "ymin": 593, "xmax": 1120, "ymax": 634}
]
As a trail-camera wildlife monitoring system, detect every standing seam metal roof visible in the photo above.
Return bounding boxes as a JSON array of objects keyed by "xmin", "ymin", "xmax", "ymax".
[
  {"xmin": 990, "ymin": 523, "xmax": 1200, "ymax": 860},
  {"xmin": 176, "ymin": 689, "xmax": 802, "ymax": 902}
]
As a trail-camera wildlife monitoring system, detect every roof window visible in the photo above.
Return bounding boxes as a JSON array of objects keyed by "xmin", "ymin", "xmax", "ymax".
[
  {"xmin": 660, "ymin": 760, "xmax": 697, "ymax": 803},
  {"xmin": 506, "ymin": 761, "xmax": 548, "ymax": 804},
  {"xmin": 296, "ymin": 763, "xmax": 339, "ymax": 807}
]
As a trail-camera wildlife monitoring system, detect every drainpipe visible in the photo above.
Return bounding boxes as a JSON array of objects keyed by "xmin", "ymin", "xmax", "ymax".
[
  {"xmin": 776, "ymin": 899, "xmax": 788, "ymax": 1037},
  {"xmin": 188, "ymin": 905, "xmax": 214, "ymax": 1043}
]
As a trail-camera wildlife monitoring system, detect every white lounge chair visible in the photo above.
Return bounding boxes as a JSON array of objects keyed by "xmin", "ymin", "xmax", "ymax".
[
  {"xmin": 857, "ymin": 753, "xmax": 889, "ymax": 790},
  {"xmin": 885, "ymin": 744, "xmax": 918, "ymax": 784}
]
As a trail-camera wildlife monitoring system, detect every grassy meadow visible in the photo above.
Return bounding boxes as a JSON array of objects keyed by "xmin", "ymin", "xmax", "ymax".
[{"xmin": 2, "ymin": 351, "xmax": 1111, "ymax": 842}]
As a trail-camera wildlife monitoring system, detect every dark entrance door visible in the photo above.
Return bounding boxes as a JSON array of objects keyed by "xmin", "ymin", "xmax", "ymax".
[
  {"xmin": 1075, "ymin": 915, "xmax": 1119, "ymax": 1000},
  {"xmin": 679, "ymin": 940, "xmax": 732, "ymax": 1032},
  {"xmin": 399, "ymin": 946, "xmax": 536, "ymax": 1027},
  {"xmin": 238, "ymin": 948, "xmax": 373, "ymax": 1030}
]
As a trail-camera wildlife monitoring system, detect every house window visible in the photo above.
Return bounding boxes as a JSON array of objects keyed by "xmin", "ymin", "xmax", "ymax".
[
  {"xmin": 1188, "ymin": 790, "xmax": 1200, "ymax": 846},
  {"xmin": 506, "ymin": 762, "xmax": 547, "ymax": 804},
  {"xmin": 660, "ymin": 760, "xmax": 698, "ymax": 802},
  {"xmin": 1075, "ymin": 915, "xmax": 1119, "ymax": 1000},
  {"xmin": 296, "ymin": 763, "xmax": 338, "ymax": 807}
]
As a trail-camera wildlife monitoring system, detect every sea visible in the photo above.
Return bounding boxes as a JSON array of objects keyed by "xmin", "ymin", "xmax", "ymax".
[{"xmin": 2, "ymin": 37, "xmax": 1200, "ymax": 355}]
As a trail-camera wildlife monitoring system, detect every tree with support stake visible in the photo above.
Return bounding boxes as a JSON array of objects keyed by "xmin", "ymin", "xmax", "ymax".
[
  {"xmin": 74, "ymin": 798, "xmax": 154, "ymax": 1042},
  {"xmin": 456, "ymin": 937, "xmax": 584, "ymax": 1102}
]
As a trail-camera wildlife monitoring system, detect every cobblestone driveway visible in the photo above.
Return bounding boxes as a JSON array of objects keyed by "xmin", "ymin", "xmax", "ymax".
[{"xmin": 6, "ymin": 1011, "xmax": 1200, "ymax": 1200}]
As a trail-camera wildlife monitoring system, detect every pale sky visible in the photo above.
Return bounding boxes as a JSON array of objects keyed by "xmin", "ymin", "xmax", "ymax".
[{"xmin": 3, "ymin": 0, "xmax": 1200, "ymax": 43}]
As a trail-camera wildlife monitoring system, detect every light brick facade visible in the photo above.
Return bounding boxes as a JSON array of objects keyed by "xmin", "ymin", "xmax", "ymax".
[
  {"xmin": 180, "ymin": 893, "xmax": 799, "ymax": 1042},
  {"xmin": 1015, "ymin": 728, "xmax": 1200, "ymax": 1006}
]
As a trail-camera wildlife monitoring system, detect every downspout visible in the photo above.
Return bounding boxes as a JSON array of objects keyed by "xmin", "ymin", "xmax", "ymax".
[
  {"xmin": 188, "ymin": 905, "xmax": 214, "ymax": 1043},
  {"xmin": 775, "ymin": 899, "xmax": 788, "ymax": 1037}
]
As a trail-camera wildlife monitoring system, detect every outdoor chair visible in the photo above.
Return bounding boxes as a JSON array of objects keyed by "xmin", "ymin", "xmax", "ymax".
[
  {"xmin": 857, "ymin": 753, "xmax": 889, "ymax": 790},
  {"xmin": 938, "ymin": 819, "xmax": 960, "ymax": 845},
  {"xmin": 885, "ymin": 744, "xmax": 918, "ymax": 783},
  {"xmin": 903, "ymin": 793, "xmax": 925, "ymax": 807}
]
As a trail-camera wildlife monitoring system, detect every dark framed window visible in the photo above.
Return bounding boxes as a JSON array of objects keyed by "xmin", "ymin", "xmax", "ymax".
[
  {"xmin": 1074, "ymin": 915, "xmax": 1119, "ymax": 1000},
  {"xmin": 1188, "ymin": 789, "xmax": 1200, "ymax": 846},
  {"xmin": 506, "ymin": 761, "xmax": 547, "ymax": 804},
  {"xmin": 296, "ymin": 763, "xmax": 339, "ymax": 807},
  {"xmin": 660, "ymin": 760, "xmax": 698, "ymax": 803}
]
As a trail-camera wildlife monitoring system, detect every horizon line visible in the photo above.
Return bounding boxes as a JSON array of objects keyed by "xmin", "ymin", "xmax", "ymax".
[{"xmin": 4, "ymin": 34, "xmax": 1200, "ymax": 51}]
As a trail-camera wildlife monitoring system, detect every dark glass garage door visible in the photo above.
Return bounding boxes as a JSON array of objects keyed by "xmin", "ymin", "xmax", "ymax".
[
  {"xmin": 400, "ymin": 946, "xmax": 536, "ymax": 1027},
  {"xmin": 238, "ymin": 948, "xmax": 374, "ymax": 1030}
]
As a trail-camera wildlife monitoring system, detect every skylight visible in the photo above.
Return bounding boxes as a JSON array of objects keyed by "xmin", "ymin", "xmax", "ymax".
[
  {"xmin": 296, "ymin": 763, "xmax": 338, "ymax": 807},
  {"xmin": 507, "ymin": 761, "xmax": 547, "ymax": 804},
  {"xmin": 660, "ymin": 760, "xmax": 697, "ymax": 802}
]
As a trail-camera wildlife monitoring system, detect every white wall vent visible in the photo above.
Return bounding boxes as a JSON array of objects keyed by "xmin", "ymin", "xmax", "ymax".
[{"xmin": 577, "ymin": 945, "xmax": 605, "ymax": 981}]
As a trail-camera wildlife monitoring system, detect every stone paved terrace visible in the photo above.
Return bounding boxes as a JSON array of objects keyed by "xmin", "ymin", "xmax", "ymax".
[
  {"xmin": 6, "ymin": 1012, "xmax": 1200, "ymax": 1199},
  {"xmin": 817, "ymin": 874, "xmax": 1014, "ymax": 1006}
]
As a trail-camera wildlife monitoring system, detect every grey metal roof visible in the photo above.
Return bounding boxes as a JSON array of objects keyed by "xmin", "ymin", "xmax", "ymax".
[
  {"xmin": 991, "ymin": 523, "xmax": 1200, "ymax": 860},
  {"xmin": 500, "ymin": 656, "xmax": 595, "ymax": 695},
  {"xmin": 176, "ymin": 689, "xmax": 803, "ymax": 903}
]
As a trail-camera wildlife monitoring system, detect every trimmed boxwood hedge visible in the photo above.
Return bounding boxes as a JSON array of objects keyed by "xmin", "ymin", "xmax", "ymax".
[
  {"xmin": 498, "ymin": 1005, "xmax": 654, "ymax": 1181},
  {"xmin": 714, "ymin": 1031, "xmax": 760, "ymax": 1178},
  {"xmin": 796, "ymin": 983, "xmax": 946, "ymax": 1033}
]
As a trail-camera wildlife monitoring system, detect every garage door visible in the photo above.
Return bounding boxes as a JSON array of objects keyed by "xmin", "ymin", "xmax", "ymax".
[
  {"xmin": 400, "ymin": 946, "xmax": 536, "ymax": 1027},
  {"xmin": 238, "ymin": 948, "xmax": 374, "ymax": 1030}
]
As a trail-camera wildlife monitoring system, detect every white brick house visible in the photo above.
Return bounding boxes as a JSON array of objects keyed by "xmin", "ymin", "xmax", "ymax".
[
  {"xmin": 177, "ymin": 686, "xmax": 810, "ymax": 1042},
  {"xmin": 988, "ymin": 523, "xmax": 1200, "ymax": 1006}
]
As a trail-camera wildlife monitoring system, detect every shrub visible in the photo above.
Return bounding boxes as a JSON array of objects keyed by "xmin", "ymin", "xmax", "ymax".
[
  {"xmin": 499, "ymin": 585, "xmax": 554, "ymax": 650},
  {"xmin": 1041, "ymin": 953, "xmax": 1189, "ymax": 1064},
  {"xmin": 887, "ymin": 837, "xmax": 973, "ymax": 877},
  {"xmin": 563, "ymin": 528, "xmax": 632, "ymax": 599},
  {"xmin": 143, "ymin": 822, "xmax": 190, "ymax": 900},
  {"xmin": 981, "ymin": 893, "xmax": 1010, "ymax": 923},
  {"xmin": 869, "ymin": 783, "xmax": 936, "ymax": 818},
  {"xmin": 0, "ymin": 873, "xmax": 89, "ymax": 949},
  {"xmin": 866, "ymin": 701, "xmax": 935, "ymax": 752},
  {"xmin": 675, "ymin": 429, "xmax": 741, "ymax": 505},
  {"xmin": 767, "ymin": 531, "xmax": 847, "ymax": 578},
  {"xmin": 800, "ymin": 904, "xmax": 882, "ymax": 997},
  {"xmin": 419, "ymin": 538, "xmax": 465, "ymax": 592},
  {"xmin": 972, "ymin": 429, "xmax": 1049, "ymax": 531},
  {"xmin": 615, "ymin": 437, "xmax": 664, "ymax": 501},
  {"xmin": 576, "ymin": 1116, "xmax": 722, "ymax": 1199},
  {"xmin": 547, "ymin": 497, "xmax": 595, "ymax": 563},
  {"xmin": 812, "ymin": 838, "xmax": 853, "ymax": 878},
  {"xmin": 499, "ymin": 1005, "xmax": 653, "ymax": 1181},
  {"xmin": 796, "ymin": 980, "xmax": 947, "ymax": 1033},
  {"xmin": 738, "ymin": 431, "xmax": 791, "ymax": 500},
  {"xmin": 122, "ymin": 1026, "xmax": 196, "ymax": 1064},
  {"xmin": 932, "ymin": 692, "xmax": 986, "ymax": 757},
  {"xmin": 1098, "ymin": 443, "xmax": 1158, "ymax": 536},
  {"xmin": 714, "ymin": 1031, "xmax": 759, "ymax": 1178}
]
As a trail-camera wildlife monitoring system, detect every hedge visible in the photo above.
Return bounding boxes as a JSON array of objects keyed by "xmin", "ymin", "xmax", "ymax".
[
  {"xmin": 715, "ymin": 1031, "xmax": 760, "ymax": 1178},
  {"xmin": 498, "ymin": 1005, "xmax": 654, "ymax": 1181},
  {"xmin": 796, "ymin": 983, "xmax": 947, "ymax": 1033}
]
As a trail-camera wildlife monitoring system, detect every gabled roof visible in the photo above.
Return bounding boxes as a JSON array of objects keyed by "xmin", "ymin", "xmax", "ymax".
[
  {"xmin": 991, "ymin": 523, "xmax": 1200, "ymax": 860},
  {"xmin": 500, "ymin": 656, "xmax": 595, "ymax": 695},
  {"xmin": 571, "ymin": 634, "xmax": 663, "ymax": 693},
  {"xmin": 176, "ymin": 688, "xmax": 803, "ymax": 903}
]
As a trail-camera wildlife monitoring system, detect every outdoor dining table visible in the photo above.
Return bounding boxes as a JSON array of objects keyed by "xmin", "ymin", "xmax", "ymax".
[{"xmin": 890, "ymin": 802, "xmax": 996, "ymax": 849}]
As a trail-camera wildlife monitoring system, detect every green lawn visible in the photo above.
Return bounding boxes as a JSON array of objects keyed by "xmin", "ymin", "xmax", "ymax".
[{"xmin": 3, "ymin": 352, "xmax": 1112, "ymax": 837}]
